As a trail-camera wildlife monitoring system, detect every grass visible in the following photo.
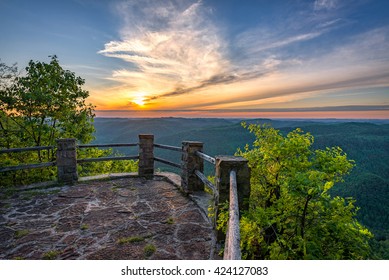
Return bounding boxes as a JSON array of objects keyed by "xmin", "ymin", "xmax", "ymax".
[
  {"xmin": 14, "ymin": 229, "xmax": 29, "ymax": 239},
  {"xmin": 20, "ymin": 189, "xmax": 61, "ymax": 200},
  {"xmin": 0, "ymin": 187, "xmax": 18, "ymax": 199},
  {"xmin": 42, "ymin": 250, "xmax": 61, "ymax": 260},
  {"xmin": 117, "ymin": 236, "xmax": 146, "ymax": 244},
  {"xmin": 112, "ymin": 182, "xmax": 136, "ymax": 192},
  {"xmin": 144, "ymin": 244, "xmax": 156, "ymax": 258},
  {"xmin": 1, "ymin": 203, "xmax": 11, "ymax": 209},
  {"xmin": 80, "ymin": 224, "xmax": 89, "ymax": 230},
  {"xmin": 0, "ymin": 203, "xmax": 11, "ymax": 214},
  {"xmin": 117, "ymin": 233, "xmax": 154, "ymax": 245}
]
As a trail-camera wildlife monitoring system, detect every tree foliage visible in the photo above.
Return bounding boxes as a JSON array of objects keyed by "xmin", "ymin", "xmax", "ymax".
[
  {"xmin": 0, "ymin": 55, "xmax": 94, "ymax": 150},
  {"xmin": 219, "ymin": 123, "xmax": 373, "ymax": 259},
  {"xmin": 0, "ymin": 57, "xmax": 137, "ymax": 187}
]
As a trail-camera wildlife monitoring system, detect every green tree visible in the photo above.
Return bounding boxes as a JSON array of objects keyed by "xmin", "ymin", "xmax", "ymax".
[
  {"xmin": 0, "ymin": 56, "xmax": 137, "ymax": 186},
  {"xmin": 0, "ymin": 60, "xmax": 19, "ymax": 149},
  {"xmin": 219, "ymin": 123, "xmax": 372, "ymax": 259},
  {"xmin": 1, "ymin": 56, "xmax": 94, "ymax": 152}
]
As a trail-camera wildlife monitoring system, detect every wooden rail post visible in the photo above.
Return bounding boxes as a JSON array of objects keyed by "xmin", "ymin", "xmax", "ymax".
[
  {"xmin": 215, "ymin": 156, "xmax": 250, "ymax": 240},
  {"xmin": 56, "ymin": 138, "xmax": 78, "ymax": 184},
  {"xmin": 181, "ymin": 141, "xmax": 204, "ymax": 194},
  {"xmin": 138, "ymin": 134, "xmax": 154, "ymax": 177}
]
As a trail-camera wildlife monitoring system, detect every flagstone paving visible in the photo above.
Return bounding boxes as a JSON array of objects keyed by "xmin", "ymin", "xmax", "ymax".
[{"xmin": 0, "ymin": 175, "xmax": 215, "ymax": 260}]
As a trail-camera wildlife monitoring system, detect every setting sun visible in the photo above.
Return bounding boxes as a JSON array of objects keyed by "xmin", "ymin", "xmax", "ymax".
[
  {"xmin": 131, "ymin": 92, "xmax": 147, "ymax": 107},
  {"xmin": 133, "ymin": 97, "xmax": 145, "ymax": 107}
]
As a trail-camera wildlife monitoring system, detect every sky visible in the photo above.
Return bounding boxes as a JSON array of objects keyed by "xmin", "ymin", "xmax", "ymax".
[{"xmin": 0, "ymin": 0, "xmax": 388, "ymax": 119}]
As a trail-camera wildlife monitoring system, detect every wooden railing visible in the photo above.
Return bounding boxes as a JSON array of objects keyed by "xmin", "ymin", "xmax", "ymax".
[
  {"xmin": 77, "ymin": 143, "xmax": 138, "ymax": 164},
  {"xmin": 0, "ymin": 143, "xmax": 139, "ymax": 172},
  {"xmin": 223, "ymin": 170, "xmax": 241, "ymax": 260},
  {"xmin": 0, "ymin": 146, "xmax": 56, "ymax": 172},
  {"xmin": 153, "ymin": 143, "xmax": 182, "ymax": 169},
  {"xmin": 195, "ymin": 151, "xmax": 216, "ymax": 164}
]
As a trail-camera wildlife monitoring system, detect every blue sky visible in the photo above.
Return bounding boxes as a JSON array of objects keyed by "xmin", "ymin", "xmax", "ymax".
[{"xmin": 1, "ymin": 0, "xmax": 388, "ymax": 118}]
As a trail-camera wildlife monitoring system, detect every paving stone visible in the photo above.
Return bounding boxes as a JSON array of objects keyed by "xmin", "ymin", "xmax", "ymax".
[{"xmin": 0, "ymin": 175, "xmax": 215, "ymax": 259}]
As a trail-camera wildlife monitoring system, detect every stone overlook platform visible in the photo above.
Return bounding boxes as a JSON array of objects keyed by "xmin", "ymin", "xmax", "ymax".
[
  {"xmin": 0, "ymin": 174, "xmax": 215, "ymax": 260},
  {"xmin": 0, "ymin": 134, "xmax": 251, "ymax": 260}
]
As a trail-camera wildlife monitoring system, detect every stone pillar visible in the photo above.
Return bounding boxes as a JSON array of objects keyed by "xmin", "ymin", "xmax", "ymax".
[
  {"xmin": 215, "ymin": 156, "xmax": 250, "ymax": 240},
  {"xmin": 181, "ymin": 141, "xmax": 204, "ymax": 194},
  {"xmin": 56, "ymin": 138, "xmax": 78, "ymax": 184},
  {"xmin": 138, "ymin": 134, "xmax": 154, "ymax": 177}
]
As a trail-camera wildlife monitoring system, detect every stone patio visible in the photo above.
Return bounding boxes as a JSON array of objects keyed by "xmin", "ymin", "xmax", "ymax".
[{"xmin": 0, "ymin": 174, "xmax": 216, "ymax": 260}]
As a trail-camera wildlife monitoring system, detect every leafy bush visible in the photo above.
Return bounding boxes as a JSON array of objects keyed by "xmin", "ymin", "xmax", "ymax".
[{"xmin": 218, "ymin": 123, "xmax": 373, "ymax": 259}]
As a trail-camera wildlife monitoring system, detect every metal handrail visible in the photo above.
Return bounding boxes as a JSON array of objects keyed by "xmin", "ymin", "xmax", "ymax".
[{"xmin": 223, "ymin": 170, "xmax": 241, "ymax": 260}]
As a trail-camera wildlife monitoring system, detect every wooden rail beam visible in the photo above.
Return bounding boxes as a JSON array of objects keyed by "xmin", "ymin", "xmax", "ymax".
[
  {"xmin": 224, "ymin": 170, "xmax": 242, "ymax": 260},
  {"xmin": 194, "ymin": 170, "xmax": 218, "ymax": 195},
  {"xmin": 154, "ymin": 157, "xmax": 181, "ymax": 168},
  {"xmin": 0, "ymin": 162, "xmax": 56, "ymax": 172},
  {"xmin": 77, "ymin": 155, "xmax": 138, "ymax": 164},
  {"xmin": 195, "ymin": 151, "xmax": 216, "ymax": 164},
  {"xmin": 154, "ymin": 143, "xmax": 182, "ymax": 152},
  {"xmin": 0, "ymin": 146, "xmax": 54, "ymax": 154},
  {"xmin": 78, "ymin": 143, "xmax": 138, "ymax": 148}
]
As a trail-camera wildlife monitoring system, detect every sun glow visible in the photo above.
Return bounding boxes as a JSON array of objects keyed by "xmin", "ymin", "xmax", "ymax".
[
  {"xmin": 132, "ymin": 93, "xmax": 147, "ymax": 107},
  {"xmin": 133, "ymin": 97, "xmax": 145, "ymax": 106}
]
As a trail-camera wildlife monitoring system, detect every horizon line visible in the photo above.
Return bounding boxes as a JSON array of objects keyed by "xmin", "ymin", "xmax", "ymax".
[
  {"xmin": 93, "ymin": 105, "xmax": 389, "ymax": 120},
  {"xmin": 95, "ymin": 104, "xmax": 389, "ymax": 113}
]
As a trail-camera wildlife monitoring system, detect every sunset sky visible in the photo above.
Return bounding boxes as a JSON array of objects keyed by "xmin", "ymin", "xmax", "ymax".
[{"xmin": 1, "ymin": 0, "xmax": 388, "ymax": 119}]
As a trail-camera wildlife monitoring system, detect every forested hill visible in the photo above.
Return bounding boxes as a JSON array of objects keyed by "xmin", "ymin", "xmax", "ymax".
[{"xmin": 93, "ymin": 117, "xmax": 389, "ymax": 255}]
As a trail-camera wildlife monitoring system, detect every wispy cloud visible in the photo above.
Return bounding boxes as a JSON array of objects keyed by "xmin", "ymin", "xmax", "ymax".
[
  {"xmin": 226, "ymin": 25, "xmax": 389, "ymax": 107},
  {"xmin": 201, "ymin": 105, "xmax": 389, "ymax": 113},
  {"xmin": 99, "ymin": 0, "xmax": 324, "ymax": 102},
  {"xmin": 235, "ymin": 30, "xmax": 324, "ymax": 56},
  {"xmin": 314, "ymin": 0, "xmax": 338, "ymax": 11},
  {"xmin": 97, "ymin": 0, "xmax": 389, "ymax": 112},
  {"xmin": 99, "ymin": 0, "xmax": 230, "ymax": 102}
]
